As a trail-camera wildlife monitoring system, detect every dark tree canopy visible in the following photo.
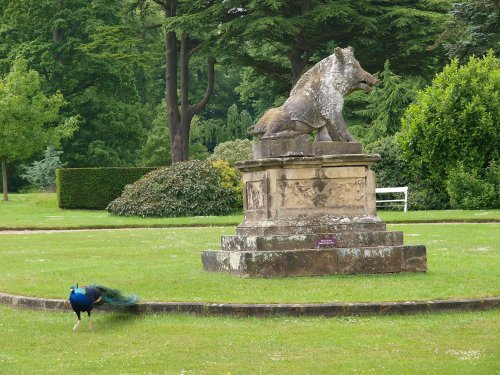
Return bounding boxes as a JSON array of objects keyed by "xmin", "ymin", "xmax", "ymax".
[{"xmin": 443, "ymin": 0, "xmax": 500, "ymax": 62}]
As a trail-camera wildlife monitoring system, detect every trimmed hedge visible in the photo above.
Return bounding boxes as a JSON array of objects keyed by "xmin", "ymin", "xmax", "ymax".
[{"xmin": 56, "ymin": 167, "xmax": 157, "ymax": 209}]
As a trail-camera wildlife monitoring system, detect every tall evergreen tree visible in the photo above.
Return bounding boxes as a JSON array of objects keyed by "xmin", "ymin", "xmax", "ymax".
[
  {"xmin": 443, "ymin": 0, "xmax": 500, "ymax": 62},
  {"xmin": 220, "ymin": 0, "xmax": 450, "ymax": 99}
]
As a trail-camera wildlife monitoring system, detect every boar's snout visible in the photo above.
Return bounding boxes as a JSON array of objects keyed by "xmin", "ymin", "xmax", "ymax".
[{"xmin": 357, "ymin": 72, "xmax": 379, "ymax": 92}]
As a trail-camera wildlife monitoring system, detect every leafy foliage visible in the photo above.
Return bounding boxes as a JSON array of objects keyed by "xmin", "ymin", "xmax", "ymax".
[
  {"xmin": 443, "ymin": 0, "xmax": 500, "ymax": 62},
  {"xmin": 398, "ymin": 52, "xmax": 500, "ymax": 209},
  {"xmin": 365, "ymin": 137, "xmax": 409, "ymax": 189},
  {"xmin": 220, "ymin": 0, "xmax": 449, "ymax": 105},
  {"xmin": 57, "ymin": 167, "xmax": 156, "ymax": 209},
  {"xmin": 446, "ymin": 163, "xmax": 499, "ymax": 209},
  {"xmin": 141, "ymin": 102, "xmax": 172, "ymax": 167},
  {"xmin": 0, "ymin": 58, "xmax": 77, "ymax": 161},
  {"xmin": 107, "ymin": 160, "xmax": 240, "ymax": 217},
  {"xmin": 211, "ymin": 159, "xmax": 244, "ymax": 208},
  {"xmin": 347, "ymin": 61, "xmax": 424, "ymax": 145},
  {"xmin": 0, "ymin": 0, "xmax": 160, "ymax": 167},
  {"xmin": 21, "ymin": 146, "xmax": 63, "ymax": 192},
  {"xmin": 0, "ymin": 57, "xmax": 77, "ymax": 199},
  {"xmin": 209, "ymin": 139, "xmax": 253, "ymax": 167}
]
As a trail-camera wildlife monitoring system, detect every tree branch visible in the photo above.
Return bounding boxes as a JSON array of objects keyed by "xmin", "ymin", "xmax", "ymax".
[
  {"xmin": 188, "ymin": 56, "xmax": 216, "ymax": 117},
  {"xmin": 187, "ymin": 41, "xmax": 208, "ymax": 60},
  {"xmin": 150, "ymin": 0, "xmax": 167, "ymax": 9},
  {"xmin": 143, "ymin": 23, "xmax": 163, "ymax": 31},
  {"xmin": 65, "ymin": 82, "xmax": 95, "ymax": 99}
]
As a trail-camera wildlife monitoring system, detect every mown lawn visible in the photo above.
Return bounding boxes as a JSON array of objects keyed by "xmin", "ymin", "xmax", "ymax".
[
  {"xmin": 0, "ymin": 223, "xmax": 498, "ymax": 303},
  {"xmin": 1, "ymin": 305, "xmax": 498, "ymax": 374},
  {"xmin": 0, "ymin": 193, "xmax": 242, "ymax": 229},
  {"xmin": 1, "ymin": 194, "xmax": 499, "ymax": 374},
  {"xmin": 0, "ymin": 193, "xmax": 499, "ymax": 229}
]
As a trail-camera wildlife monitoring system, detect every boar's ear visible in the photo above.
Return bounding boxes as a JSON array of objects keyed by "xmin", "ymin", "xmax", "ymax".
[
  {"xmin": 334, "ymin": 47, "xmax": 343, "ymax": 61},
  {"xmin": 347, "ymin": 46, "xmax": 354, "ymax": 54}
]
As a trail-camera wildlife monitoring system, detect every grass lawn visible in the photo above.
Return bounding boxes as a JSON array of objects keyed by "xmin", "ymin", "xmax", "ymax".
[
  {"xmin": 0, "ymin": 193, "xmax": 242, "ymax": 229},
  {"xmin": 1, "ymin": 305, "xmax": 498, "ymax": 374},
  {"xmin": 1, "ymin": 195, "xmax": 498, "ymax": 374},
  {"xmin": 0, "ymin": 223, "xmax": 498, "ymax": 303},
  {"xmin": 0, "ymin": 193, "xmax": 499, "ymax": 229}
]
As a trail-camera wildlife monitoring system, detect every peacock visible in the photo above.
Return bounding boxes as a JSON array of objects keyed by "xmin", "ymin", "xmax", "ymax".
[{"xmin": 69, "ymin": 283, "xmax": 138, "ymax": 331}]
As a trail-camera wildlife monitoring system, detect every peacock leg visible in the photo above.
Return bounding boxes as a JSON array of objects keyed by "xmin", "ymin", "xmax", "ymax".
[
  {"xmin": 88, "ymin": 311, "xmax": 93, "ymax": 331},
  {"xmin": 72, "ymin": 311, "xmax": 81, "ymax": 331}
]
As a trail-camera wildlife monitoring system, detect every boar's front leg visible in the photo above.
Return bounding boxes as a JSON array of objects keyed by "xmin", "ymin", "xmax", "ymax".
[
  {"xmin": 328, "ymin": 111, "xmax": 355, "ymax": 142},
  {"xmin": 316, "ymin": 126, "xmax": 332, "ymax": 141}
]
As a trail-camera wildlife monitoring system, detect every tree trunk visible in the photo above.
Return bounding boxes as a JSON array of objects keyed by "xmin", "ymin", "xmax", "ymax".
[
  {"xmin": 179, "ymin": 32, "xmax": 190, "ymax": 162},
  {"xmin": 1, "ymin": 157, "xmax": 8, "ymax": 201},
  {"xmin": 289, "ymin": 48, "xmax": 313, "ymax": 84},
  {"xmin": 165, "ymin": 29, "xmax": 182, "ymax": 163},
  {"xmin": 163, "ymin": 5, "xmax": 216, "ymax": 163}
]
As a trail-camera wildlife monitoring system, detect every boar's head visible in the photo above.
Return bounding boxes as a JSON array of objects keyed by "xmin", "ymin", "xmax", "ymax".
[{"xmin": 334, "ymin": 47, "xmax": 379, "ymax": 94}]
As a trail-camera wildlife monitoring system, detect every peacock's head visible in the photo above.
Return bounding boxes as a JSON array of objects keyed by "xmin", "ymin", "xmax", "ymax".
[{"xmin": 70, "ymin": 283, "xmax": 79, "ymax": 293}]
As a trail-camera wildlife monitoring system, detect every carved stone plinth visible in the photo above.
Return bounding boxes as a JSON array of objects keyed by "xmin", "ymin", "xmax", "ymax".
[
  {"xmin": 252, "ymin": 139, "xmax": 362, "ymax": 159},
  {"xmin": 201, "ymin": 141, "xmax": 426, "ymax": 277}
]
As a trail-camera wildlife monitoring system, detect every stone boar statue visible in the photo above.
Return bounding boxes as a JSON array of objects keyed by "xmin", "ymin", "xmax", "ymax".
[{"xmin": 248, "ymin": 46, "xmax": 379, "ymax": 142}]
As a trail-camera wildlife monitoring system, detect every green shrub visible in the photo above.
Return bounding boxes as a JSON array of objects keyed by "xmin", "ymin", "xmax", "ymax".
[
  {"xmin": 407, "ymin": 182, "xmax": 451, "ymax": 211},
  {"xmin": 21, "ymin": 146, "xmax": 63, "ymax": 192},
  {"xmin": 208, "ymin": 139, "xmax": 253, "ymax": 166},
  {"xmin": 107, "ymin": 160, "xmax": 240, "ymax": 217},
  {"xmin": 211, "ymin": 159, "xmax": 243, "ymax": 208},
  {"xmin": 56, "ymin": 167, "xmax": 156, "ymax": 209},
  {"xmin": 446, "ymin": 163, "xmax": 499, "ymax": 209},
  {"xmin": 398, "ymin": 52, "xmax": 500, "ymax": 209},
  {"xmin": 366, "ymin": 136, "xmax": 410, "ymax": 189}
]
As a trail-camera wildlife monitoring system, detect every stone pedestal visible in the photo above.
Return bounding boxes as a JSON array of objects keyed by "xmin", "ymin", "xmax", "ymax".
[{"xmin": 201, "ymin": 140, "xmax": 426, "ymax": 277}]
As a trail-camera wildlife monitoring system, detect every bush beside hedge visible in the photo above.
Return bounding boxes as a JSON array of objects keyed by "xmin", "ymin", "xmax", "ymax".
[
  {"xmin": 56, "ymin": 167, "xmax": 157, "ymax": 209},
  {"xmin": 107, "ymin": 160, "xmax": 240, "ymax": 217}
]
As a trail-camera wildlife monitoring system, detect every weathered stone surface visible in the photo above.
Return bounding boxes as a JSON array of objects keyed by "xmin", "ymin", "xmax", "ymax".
[
  {"xmin": 236, "ymin": 154, "xmax": 381, "ymax": 172},
  {"xmin": 238, "ymin": 156, "xmax": 380, "ymax": 224},
  {"xmin": 401, "ymin": 245, "xmax": 427, "ymax": 272},
  {"xmin": 202, "ymin": 249, "xmax": 338, "ymax": 277},
  {"xmin": 222, "ymin": 231, "xmax": 404, "ymax": 252},
  {"xmin": 248, "ymin": 47, "xmax": 378, "ymax": 142},
  {"xmin": 202, "ymin": 245, "xmax": 426, "ymax": 277},
  {"xmin": 336, "ymin": 246, "xmax": 403, "ymax": 274},
  {"xmin": 202, "ymin": 149, "xmax": 427, "ymax": 277},
  {"xmin": 236, "ymin": 218, "xmax": 386, "ymax": 236},
  {"xmin": 2, "ymin": 292, "xmax": 497, "ymax": 317},
  {"xmin": 252, "ymin": 139, "xmax": 363, "ymax": 159}
]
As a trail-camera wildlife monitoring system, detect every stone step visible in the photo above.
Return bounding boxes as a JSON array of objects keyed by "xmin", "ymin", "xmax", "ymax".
[
  {"xmin": 202, "ymin": 245, "xmax": 426, "ymax": 277},
  {"xmin": 222, "ymin": 231, "xmax": 404, "ymax": 252},
  {"xmin": 236, "ymin": 221, "xmax": 387, "ymax": 236}
]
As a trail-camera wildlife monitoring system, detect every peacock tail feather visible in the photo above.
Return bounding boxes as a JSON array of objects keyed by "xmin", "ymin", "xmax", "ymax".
[{"xmin": 89, "ymin": 284, "xmax": 139, "ymax": 308}]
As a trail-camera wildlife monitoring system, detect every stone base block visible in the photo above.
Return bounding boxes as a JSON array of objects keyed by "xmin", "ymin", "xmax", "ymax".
[
  {"xmin": 236, "ymin": 218, "xmax": 386, "ymax": 236},
  {"xmin": 252, "ymin": 139, "xmax": 363, "ymax": 159},
  {"xmin": 222, "ymin": 231, "xmax": 404, "ymax": 252},
  {"xmin": 202, "ymin": 246, "xmax": 426, "ymax": 277}
]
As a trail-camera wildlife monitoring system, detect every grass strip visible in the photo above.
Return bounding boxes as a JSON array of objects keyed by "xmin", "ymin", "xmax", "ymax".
[
  {"xmin": 0, "ymin": 224, "xmax": 498, "ymax": 303},
  {"xmin": 1, "ymin": 193, "xmax": 499, "ymax": 230},
  {"xmin": 0, "ymin": 305, "xmax": 498, "ymax": 374}
]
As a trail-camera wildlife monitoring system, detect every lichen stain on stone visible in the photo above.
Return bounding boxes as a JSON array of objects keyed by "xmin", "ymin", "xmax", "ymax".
[{"xmin": 229, "ymin": 252, "xmax": 241, "ymax": 270}]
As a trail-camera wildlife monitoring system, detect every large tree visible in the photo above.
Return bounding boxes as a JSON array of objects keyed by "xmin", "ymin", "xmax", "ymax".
[
  {"xmin": 0, "ymin": 0, "xmax": 155, "ymax": 167},
  {"xmin": 220, "ymin": 0, "xmax": 450, "ymax": 99},
  {"xmin": 443, "ymin": 0, "xmax": 500, "ymax": 62},
  {"xmin": 133, "ymin": 0, "xmax": 240, "ymax": 162},
  {"xmin": 0, "ymin": 58, "xmax": 77, "ymax": 200}
]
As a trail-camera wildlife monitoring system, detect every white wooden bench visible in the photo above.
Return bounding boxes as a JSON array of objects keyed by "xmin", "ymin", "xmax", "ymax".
[{"xmin": 376, "ymin": 186, "xmax": 408, "ymax": 212}]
